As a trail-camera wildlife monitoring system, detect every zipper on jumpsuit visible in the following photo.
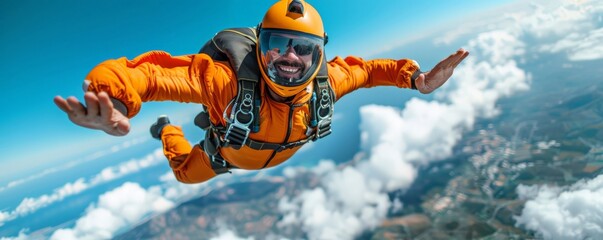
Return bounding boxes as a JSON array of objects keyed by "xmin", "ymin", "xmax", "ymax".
[{"xmin": 261, "ymin": 104, "xmax": 296, "ymax": 168}]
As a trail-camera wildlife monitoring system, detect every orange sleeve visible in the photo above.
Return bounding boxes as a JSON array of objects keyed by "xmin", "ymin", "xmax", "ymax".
[
  {"xmin": 327, "ymin": 56, "xmax": 420, "ymax": 100},
  {"xmin": 84, "ymin": 50, "xmax": 235, "ymax": 118}
]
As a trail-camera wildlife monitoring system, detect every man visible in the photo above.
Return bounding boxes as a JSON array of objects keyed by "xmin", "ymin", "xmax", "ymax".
[{"xmin": 54, "ymin": 0, "xmax": 468, "ymax": 184}]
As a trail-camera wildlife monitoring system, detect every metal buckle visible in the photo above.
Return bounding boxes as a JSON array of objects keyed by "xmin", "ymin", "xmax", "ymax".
[
  {"xmin": 316, "ymin": 118, "xmax": 332, "ymax": 139},
  {"xmin": 314, "ymin": 88, "xmax": 332, "ymax": 139},
  {"xmin": 224, "ymin": 94, "xmax": 254, "ymax": 150},
  {"xmin": 224, "ymin": 122, "xmax": 251, "ymax": 150},
  {"xmin": 276, "ymin": 142, "xmax": 295, "ymax": 152},
  {"xmin": 211, "ymin": 155, "xmax": 227, "ymax": 167},
  {"xmin": 276, "ymin": 141, "xmax": 307, "ymax": 152},
  {"xmin": 209, "ymin": 155, "xmax": 231, "ymax": 175}
]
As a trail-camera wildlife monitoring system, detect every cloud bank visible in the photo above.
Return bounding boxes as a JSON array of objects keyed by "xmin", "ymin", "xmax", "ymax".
[
  {"xmin": 3, "ymin": 149, "xmax": 240, "ymax": 239},
  {"xmin": 0, "ymin": 137, "xmax": 146, "ymax": 193},
  {"xmin": 515, "ymin": 175, "xmax": 603, "ymax": 239},
  {"xmin": 209, "ymin": 223, "xmax": 255, "ymax": 240},
  {"xmin": 276, "ymin": 1, "xmax": 603, "ymax": 238},
  {"xmin": 46, "ymin": 170, "xmax": 209, "ymax": 240},
  {"xmin": 521, "ymin": 0, "xmax": 603, "ymax": 61},
  {"xmin": 0, "ymin": 148, "xmax": 164, "ymax": 227},
  {"xmin": 277, "ymin": 27, "xmax": 529, "ymax": 239},
  {"xmin": 436, "ymin": 0, "xmax": 603, "ymax": 61},
  {"xmin": 49, "ymin": 182, "xmax": 174, "ymax": 240}
]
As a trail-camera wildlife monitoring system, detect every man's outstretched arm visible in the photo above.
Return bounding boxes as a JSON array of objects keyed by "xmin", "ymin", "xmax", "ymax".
[
  {"xmin": 327, "ymin": 48, "xmax": 469, "ymax": 100},
  {"xmin": 54, "ymin": 51, "xmax": 225, "ymax": 136}
]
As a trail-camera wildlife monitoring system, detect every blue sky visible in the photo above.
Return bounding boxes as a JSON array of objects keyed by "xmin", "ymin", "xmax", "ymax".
[{"xmin": 0, "ymin": 0, "xmax": 515, "ymax": 182}]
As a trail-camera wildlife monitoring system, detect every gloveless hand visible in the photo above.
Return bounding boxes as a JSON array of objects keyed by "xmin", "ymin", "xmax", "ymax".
[
  {"xmin": 415, "ymin": 48, "xmax": 469, "ymax": 94},
  {"xmin": 54, "ymin": 91, "xmax": 130, "ymax": 136}
]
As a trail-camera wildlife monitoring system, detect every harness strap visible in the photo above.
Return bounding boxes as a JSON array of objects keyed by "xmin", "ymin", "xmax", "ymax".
[
  {"xmin": 247, "ymin": 137, "xmax": 313, "ymax": 152},
  {"xmin": 199, "ymin": 28, "xmax": 261, "ymax": 150},
  {"xmin": 224, "ymin": 80, "xmax": 256, "ymax": 149},
  {"xmin": 204, "ymin": 123, "xmax": 313, "ymax": 152},
  {"xmin": 310, "ymin": 68, "xmax": 334, "ymax": 139},
  {"xmin": 306, "ymin": 49, "xmax": 334, "ymax": 138},
  {"xmin": 195, "ymin": 27, "xmax": 336, "ymax": 169},
  {"xmin": 199, "ymin": 141, "xmax": 237, "ymax": 175}
]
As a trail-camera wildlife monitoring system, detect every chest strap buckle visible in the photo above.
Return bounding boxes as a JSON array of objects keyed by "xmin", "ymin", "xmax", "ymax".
[{"xmin": 224, "ymin": 121, "xmax": 251, "ymax": 150}]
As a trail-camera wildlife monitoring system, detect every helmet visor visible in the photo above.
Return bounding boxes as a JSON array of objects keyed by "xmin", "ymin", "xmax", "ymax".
[{"xmin": 259, "ymin": 29, "xmax": 324, "ymax": 87}]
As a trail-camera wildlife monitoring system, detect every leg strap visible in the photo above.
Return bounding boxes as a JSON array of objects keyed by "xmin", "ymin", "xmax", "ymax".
[{"xmin": 200, "ymin": 140, "xmax": 236, "ymax": 175}]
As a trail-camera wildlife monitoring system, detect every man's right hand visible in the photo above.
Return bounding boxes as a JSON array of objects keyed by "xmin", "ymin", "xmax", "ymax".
[{"xmin": 54, "ymin": 91, "xmax": 130, "ymax": 136}]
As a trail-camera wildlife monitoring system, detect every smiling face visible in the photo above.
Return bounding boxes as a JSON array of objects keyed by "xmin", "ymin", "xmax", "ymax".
[
  {"xmin": 259, "ymin": 29, "xmax": 323, "ymax": 88},
  {"xmin": 267, "ymin": 44, "xmax": 313, "ymax": 80}
]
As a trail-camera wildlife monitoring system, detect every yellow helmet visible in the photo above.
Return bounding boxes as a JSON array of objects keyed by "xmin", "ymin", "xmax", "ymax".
[{"xmin": 257, "ymin": 0, "xmax": 326, "ymax": 98}]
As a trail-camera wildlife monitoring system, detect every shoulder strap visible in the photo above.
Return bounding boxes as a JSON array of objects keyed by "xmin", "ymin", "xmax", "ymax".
[
  {"xmin": 198, "ymin": 28, "xmax": 262, "ymax": 150},
  {"xmin": 199, "ymin": 27, "xmax": 259, "ymax": 82},
  {"xmin": 309, "ymin": 54, "xmax": 335, "ymax": 139}
]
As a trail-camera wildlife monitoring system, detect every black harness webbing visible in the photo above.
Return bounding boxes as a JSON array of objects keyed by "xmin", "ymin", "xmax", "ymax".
[{"xmin": 196, "ymin": 27, "xmax": 334, "ymax": 175}]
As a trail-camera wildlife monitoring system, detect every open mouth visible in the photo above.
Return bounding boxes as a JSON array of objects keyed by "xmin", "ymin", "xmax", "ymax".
[
  {"xmin": 275, "ymin": 62, "xmax": 303, "ymax": 79},
  {"xmin": 278, "ymin": 64, "xmax": 301, "ymax": 74}
]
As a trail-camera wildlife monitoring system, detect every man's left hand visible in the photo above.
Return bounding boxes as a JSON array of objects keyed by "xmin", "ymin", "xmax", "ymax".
[{"xmin": 415, "ymin": 48, "xmax": 469, "ymax": 94}]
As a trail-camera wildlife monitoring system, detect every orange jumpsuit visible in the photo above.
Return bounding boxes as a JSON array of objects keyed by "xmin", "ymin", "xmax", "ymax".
[{"xmin": 85, "ymin": 51, "xmax": 419, "ymax": 183}]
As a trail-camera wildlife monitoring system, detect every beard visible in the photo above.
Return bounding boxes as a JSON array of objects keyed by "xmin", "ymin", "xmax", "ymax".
[{"xmin": 269, "ymin": 58, "xmax": 306, "ymax": 83}]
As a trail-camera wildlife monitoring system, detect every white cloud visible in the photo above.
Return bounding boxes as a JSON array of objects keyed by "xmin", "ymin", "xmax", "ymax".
[
  {"xmin": 90, "ymin": 149, "xmax": 163, "ymax": 184},
  {"xmin": 515, "ymin": 1, "xmax": 594, "ymax": 38},
  {"xmin": 2, "ymin": 178, "xmax": 89, "ymax": 224},
  {"xmin": 49, "ymin": 182, "xmax": 174, "ymax": 240},
  {"xmin": 536, "ymin": 140, "xmax": 560, "ymax": 150},
  {"xmin": 281, "ymin": 160, "xmax": 336, "ymax": 179},
  {"xmin": 540, "ymin": 27, "xmax": 603, "ymax": 61},
  {"xmin": 508, "ymin": 0, "xmax": 603, "ymax": 61},
  {"xmin": 448, "ymin": 31, "xmax": 530, "ymax": 117},
  {"xmin": 210, "ymin": 223, "xmax": 254, "ymax": 240},
  {"xmin": 158, "ymin": 171, "xmax": 208, "ymax": 201},
  {"xmin": 311, "ymin": 160, "xmax": 336, "ymax": 176},
  {"xmin": 0, "ymin": 211, "xmax": 10, "ymax": 224},
  {"xmin": 435, "ymin": 0, "xmax": 603, "ymax": 61},
  {"xmin": 0, "ymin": 148, "xmax": 164, "ymax": 227},
  {"xmin": 282, "ymin": 166, "xmax": 299, "ymax": 179},
  {"xmin": 278, "ymin": 25, "xmax": 530, "ymax": 238},
  {"xmin": 41, "ymin": 170, "xmax": 207, "ymax": 240},
  {"xmin": 0, "ymin": 230, "xmax": 29, "ymax": 240},
  {"xmin": 515, "ymin": 175, "xmax": 603, "ymax": 240},
  {"xmin": 279, "ymin": 181, "xmax": 389, "ymax": 240},
  {"xmin": 0, "ymin": 137, "xmax": 147, "ymax": 193},
  {"xmin": 358, "ymin": 30, "xmax": 528, "ymax": 192}
]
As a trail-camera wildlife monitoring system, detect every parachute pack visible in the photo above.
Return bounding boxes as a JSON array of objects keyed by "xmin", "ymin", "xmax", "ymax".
[{"xmin": 194, "ymin": 27, "xmax": 335, "ymax": 174}]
